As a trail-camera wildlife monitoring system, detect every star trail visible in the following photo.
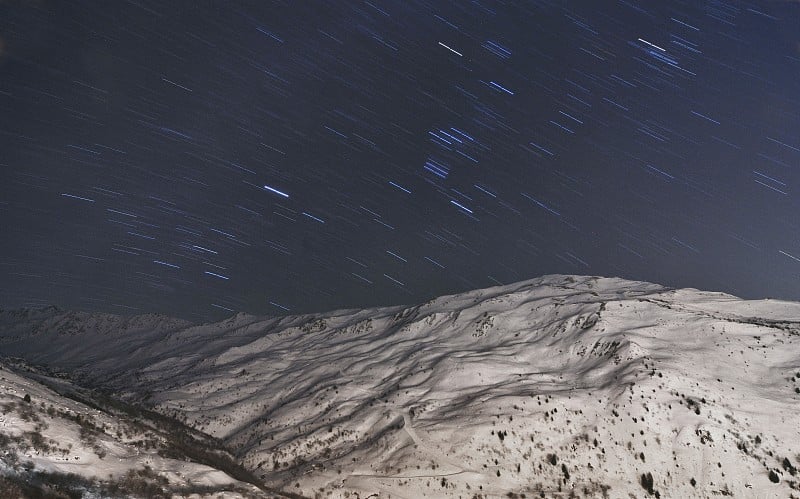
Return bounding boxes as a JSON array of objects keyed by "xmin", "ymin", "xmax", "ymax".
[{"xmin": 2, "ymin": 1, "xmax": 800, "ymax": 321}]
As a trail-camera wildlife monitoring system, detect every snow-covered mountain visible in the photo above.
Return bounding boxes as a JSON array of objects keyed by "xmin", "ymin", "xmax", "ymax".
[{"xmin": 2, "ymin": 274, "xmax": 800, "ymax": 498}]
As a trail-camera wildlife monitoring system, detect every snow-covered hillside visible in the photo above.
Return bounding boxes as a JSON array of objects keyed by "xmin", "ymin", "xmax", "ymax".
[
  {"xmin": 2, "ymin": 275, "xmax": 800, "ymax": 498},
  {"xmin": 0, "ymin": 360, "xmax": 267, "ymax": 497}
]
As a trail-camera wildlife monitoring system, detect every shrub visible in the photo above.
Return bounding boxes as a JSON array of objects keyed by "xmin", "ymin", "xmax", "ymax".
[
  {"xmin": 640, "ymin": 472, "xmax": 654, "ymax": 494},
  {"xmin": 24, "ymin": 430, "xmax": 50, "ymax": 453},
  {"xmin": 783, "ymin": 457, "xmax": 797, "ymax": 476}
]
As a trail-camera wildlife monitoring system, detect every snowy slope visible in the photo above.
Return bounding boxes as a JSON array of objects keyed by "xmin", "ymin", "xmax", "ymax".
[
  {"xmin": 0, "ymin": 360, "xmax": 272, "ymax": 497},
  {"xmin": 2, "ymin": 274, "xmax": 800, "ymax": 498},
  {"xmin": 0, "ymin": 306, "xmax": 192, "ymax": 371}
]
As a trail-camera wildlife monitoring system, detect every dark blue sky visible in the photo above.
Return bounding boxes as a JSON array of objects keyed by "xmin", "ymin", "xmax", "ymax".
[{"xmin": 2, "ymin": 0, "xmax": 800, "ymax": 321}]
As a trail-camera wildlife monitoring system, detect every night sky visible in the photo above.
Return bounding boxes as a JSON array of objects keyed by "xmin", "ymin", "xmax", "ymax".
[{"xmin": 2, "ymin": 1, "xmax": 800, "ymax": 322}]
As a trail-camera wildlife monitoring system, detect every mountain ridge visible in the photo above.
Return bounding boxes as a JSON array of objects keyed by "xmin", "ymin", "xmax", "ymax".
[{"xmin": 2, "ymin": 274, "xmax": 800, "ymax": 498}]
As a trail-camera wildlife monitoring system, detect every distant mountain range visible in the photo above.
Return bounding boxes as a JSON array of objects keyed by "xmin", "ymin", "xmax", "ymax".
[{"xmin": 1, "ymin": 275, "xmax": 799, "ymax": 498}]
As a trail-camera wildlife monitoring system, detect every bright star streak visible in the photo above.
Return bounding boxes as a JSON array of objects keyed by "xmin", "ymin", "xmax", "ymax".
[
  {"xmin": 263, "ymin": 185, "xmax": 290, "ymax": 198},
  {"xmin": 204, "ymin": 271, "xmax": 230, "ymax": 280}
]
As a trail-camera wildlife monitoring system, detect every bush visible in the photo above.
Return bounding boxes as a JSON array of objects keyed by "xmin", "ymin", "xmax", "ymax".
[
  {"xmin": 783, "ymin": 457, "xmax": 797, "ymax": 476},
  {"xmin": 24, "ymin": 430, "xmax": 51, "ymax": 453},
  {"xmin": 640, "ymin": 472, "xmax": 654, "ymax": 494}
]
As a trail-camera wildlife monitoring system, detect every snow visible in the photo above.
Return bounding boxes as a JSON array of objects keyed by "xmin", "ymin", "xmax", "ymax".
[
  {"xmin": 0, "ymin": 360, "xmax": 262, "ymax": 497},
  {"xmin": 1, "ymin": 274, "xmax": 800, "ymax": 497}
]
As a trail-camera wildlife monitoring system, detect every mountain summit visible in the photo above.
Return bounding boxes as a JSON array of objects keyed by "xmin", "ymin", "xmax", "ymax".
[{"xmin": 1, "ymin": 275, "xmax": 799, "ymax": 497}]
